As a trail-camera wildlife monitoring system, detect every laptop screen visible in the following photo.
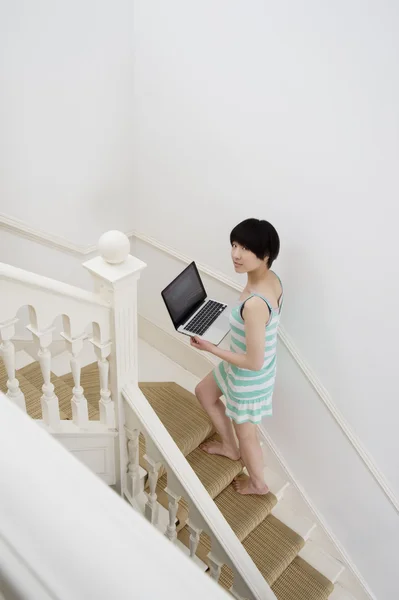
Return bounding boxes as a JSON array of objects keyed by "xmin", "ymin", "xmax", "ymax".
[{"xmin": 161, "ymin": 262, "xmax": 206, "ymax": 329}]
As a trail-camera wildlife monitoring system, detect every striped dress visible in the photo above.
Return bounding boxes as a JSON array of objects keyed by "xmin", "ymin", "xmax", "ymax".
[{"xmin": 213, "ymin": 286, "xmax": 283, "ymax": 425}]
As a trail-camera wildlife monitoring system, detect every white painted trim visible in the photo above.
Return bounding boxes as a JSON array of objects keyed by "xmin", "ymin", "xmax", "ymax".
[
  {"xmin": 258, "ymin": 427, "xmax": 376, "ymax": 600},
  {"xmin": 0, "ymin": 212, "xmax": 137, "ymax": 257},
  {"xmin": 0, "ymin": 212, "xmax": 98, "ymax": 256},
  {"xmin": 1, "ymin": 215, "xmax": 397, "ymax": 512}
]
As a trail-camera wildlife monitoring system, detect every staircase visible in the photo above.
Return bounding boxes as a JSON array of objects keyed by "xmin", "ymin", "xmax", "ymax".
[
  {"xmin": 0, "ymin": 357, "xmax": 334, "ymax": 600},
  {"xmin": 0, "ymin": 231, "xmax": 358, "ymax": 600}
]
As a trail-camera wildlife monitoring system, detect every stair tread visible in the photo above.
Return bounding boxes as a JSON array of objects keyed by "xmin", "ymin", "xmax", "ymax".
[
  {"xmin": 214, "ymin": 476, "xmax": 277, "ymax": 542},
  {"xmin": 139, "ymin": 382, "xmax": 214, "ymax": 457},
  {"xmin": 272, "ymin": 556, "xmax": 334, "ymax": 600},
  {"xmin": 178, "ymin": 513, "xmax": 305, "ymax": 591},
  {"xmin": 155, "ymin": 433, "xmax": 243, "ymax": 530},
  {"xmin": 242, "ymin": 514, "xmax": 305, "ymax": 585},
  {"xmin": 186, "ymin": 435, "xmax": 243, "ymax": 498}
]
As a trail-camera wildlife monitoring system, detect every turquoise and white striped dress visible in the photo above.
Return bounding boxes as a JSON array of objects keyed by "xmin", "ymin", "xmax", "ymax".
[{"xmin": 213, "ymin": 287, "xmax": 283, "ymax": 425}]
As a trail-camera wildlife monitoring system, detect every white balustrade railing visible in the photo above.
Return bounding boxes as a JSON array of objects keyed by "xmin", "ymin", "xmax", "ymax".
[
  {"xmin": 0, "ymin": 393, "xmax": 231, "ymax": 600},
  {"xmin": 0, "ymin": 259, "xmax": 114, "ymax": 431},
  {"xmin": 0, "ymin": 231, "xmax": 146, "ymax": 444},
  {"xmin": 122, "ymin": 384, "xmax": 277, "ymax": 600}
]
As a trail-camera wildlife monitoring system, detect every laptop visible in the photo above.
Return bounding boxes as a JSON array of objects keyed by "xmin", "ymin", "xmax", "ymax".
[{"xmin": 161, "ymin": 262, "xmax": 230, "ymax": 345}]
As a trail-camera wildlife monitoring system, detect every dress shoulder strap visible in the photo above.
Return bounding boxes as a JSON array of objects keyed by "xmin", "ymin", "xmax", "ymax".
[{"xmin": 240, "ymin": 293, "xmax": 273, "ymax": 320}]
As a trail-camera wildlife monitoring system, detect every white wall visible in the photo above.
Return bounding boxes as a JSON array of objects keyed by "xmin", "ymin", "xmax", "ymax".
[
  {"xmin": 130, "ymin": 3, "xmax": 399, "ymax": 599},
  {"xmin": 0, "ymin": 0, "xmax": 135, "ymax": 244}
]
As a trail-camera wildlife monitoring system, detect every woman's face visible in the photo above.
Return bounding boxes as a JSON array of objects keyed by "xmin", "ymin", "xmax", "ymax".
[{"xmin": 231, "ymin": 242, "xmax": 265, "ymax": 273}]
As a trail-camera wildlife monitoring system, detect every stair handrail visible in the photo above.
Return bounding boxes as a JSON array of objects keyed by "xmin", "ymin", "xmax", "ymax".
[
  {"xmin": 0, "ymin": 261, "xmax": 109, "ymax": 308},
  {"xmin": 123, "ymin": 382, "xmax": 277, "ymax": 600}
]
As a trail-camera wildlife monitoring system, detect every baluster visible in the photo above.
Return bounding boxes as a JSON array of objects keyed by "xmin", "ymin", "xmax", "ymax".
[
  {"xmin": 144, "ymin": 454, "xmax": 161, "ymax": 525},
  {"xmin": 125, "ymin": 427, "xmax": 141, "ymax": 498},
  {"xmin": 61, "ymin": 330, "xmax": 89, "ymax": 428},
  {"xmin": 208, "ymin": 553, "xmax": 223, "ymax": 582},
  {"xmin": 164, "ymin": 487, "xmax": 181, "ymax": 543},
  {"xmin": 90, "ymin": 338, "xmax": 115, "ymax": 429},
  {"xmin": 187, "ymin": 520, "xmax": 202, "ymax": 559},
  {"xmin": 0, "ymin": 319, "xmax": 26, "ymax": 411},
  {"xmin": 27, "ymin": 325, "xmax": 60, "ymax": 429}
]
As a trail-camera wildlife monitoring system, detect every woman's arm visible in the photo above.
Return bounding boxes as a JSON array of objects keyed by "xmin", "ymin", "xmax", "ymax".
[{"xmin": 190, "ymin": 297, "xmax": 269, "ymax": 371}]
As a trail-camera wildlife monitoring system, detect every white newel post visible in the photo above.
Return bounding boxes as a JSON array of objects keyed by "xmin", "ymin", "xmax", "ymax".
[
  {"xmin": 83, "ymin": 231, "xmax": 146, "ymax": 494},
  {"xmin": 0, "ymin": 319, "xmax": 26, "ymax": 411}
]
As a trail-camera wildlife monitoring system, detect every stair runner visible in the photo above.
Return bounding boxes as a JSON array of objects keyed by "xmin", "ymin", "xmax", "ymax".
[{"xmin": 0, "ymin": 361, "xmax": 334, "ymax": 600}]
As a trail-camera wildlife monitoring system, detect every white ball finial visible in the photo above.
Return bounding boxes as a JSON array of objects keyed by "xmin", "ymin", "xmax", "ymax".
[{"xmin": 98, "ymin": 230, "xmax": 130, "ymax": 264}]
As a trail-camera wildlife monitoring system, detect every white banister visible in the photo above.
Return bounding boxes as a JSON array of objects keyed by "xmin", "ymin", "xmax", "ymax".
[
  {"xmin": 0, "ymin": 318, "xmax": 26, "ymax": 411},
  {"xmin": 83, "ymin": 230, "xmax": 146, "ymax": 493},
  {"xmin": 0, "ymin": 394, "xmax": 231, "ymax": 600},
  {"xmin": 0, "ymin": 262, "xmax": 111, "ymax": 343},
  {"xmin": 122, "ymin": 384, "xmax": 277, "ymax": 600}
]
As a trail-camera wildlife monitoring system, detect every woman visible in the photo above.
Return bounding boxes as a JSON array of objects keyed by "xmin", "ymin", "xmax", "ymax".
[{"xmin": 190, "ymin": 218, "xmax": 282, "ymax": 495}]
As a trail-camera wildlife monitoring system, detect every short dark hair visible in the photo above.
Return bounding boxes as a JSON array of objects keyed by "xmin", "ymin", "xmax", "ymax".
[{"xmin": 230, "ymin": 218, "xmax": 280, "ymax": 268}]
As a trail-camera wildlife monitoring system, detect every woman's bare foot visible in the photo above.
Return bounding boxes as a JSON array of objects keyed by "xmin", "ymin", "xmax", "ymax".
[
  {"xmin": 200, "ymin": 440, "xmax": 240, "ymax": 461},
  {"xmin": 232, "ymin": 474, "xmax": 269, "ymax": 495}
]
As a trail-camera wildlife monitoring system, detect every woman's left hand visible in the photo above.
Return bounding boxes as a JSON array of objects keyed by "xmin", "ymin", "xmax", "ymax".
[{"xmin": 190, "ymin": 336, "xmax": 216, "ymax": 353}]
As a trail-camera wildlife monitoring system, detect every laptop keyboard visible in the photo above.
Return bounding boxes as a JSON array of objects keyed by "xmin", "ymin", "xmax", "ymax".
[{"xmin": 184, "ymin": 300, "xmax": 227, "ymax": 336}]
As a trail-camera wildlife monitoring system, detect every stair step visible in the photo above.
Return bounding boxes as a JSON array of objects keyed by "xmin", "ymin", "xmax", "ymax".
[
  {"xmin": 139, "ymin": 382, "xmax": 214, "ymax": 457},
  {"xmin": 271, "ymin": 556, "xmax": 334, "ymax": 600},
  {"xmin": 155, "ymin": 433, "xmax": 243, "ymax": 531},
  {"xmin": 186, "ymin": 435, "xmax": 243, "ymax": 498},
  {"xmin": 178, "ymin": 513, "xmax": 305, "ymax": 592},
  {"xmin": 214, "ymin": 478, "xmax": 277, "ymax": 542},
  {"xmin": 298, "ymin": 540, "xmax": 345, "ymax": 584},
  {"xmin": 242, "ymin": 514, "xmax": 305, "ymax": 586},
  {"xmin": 272, "ymin": 501, "xmax": 316, "ymax": 540}
]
